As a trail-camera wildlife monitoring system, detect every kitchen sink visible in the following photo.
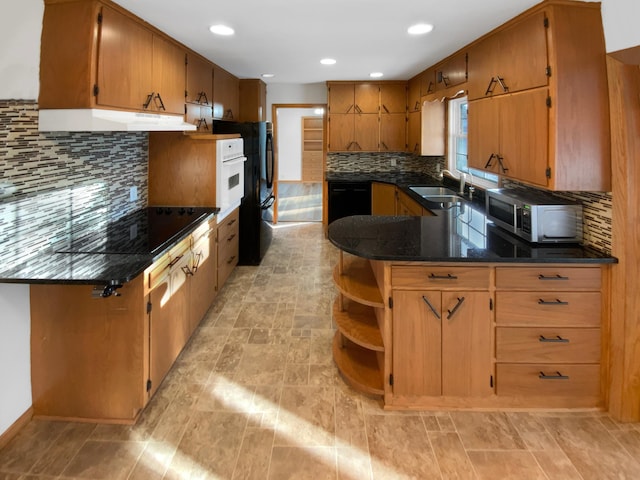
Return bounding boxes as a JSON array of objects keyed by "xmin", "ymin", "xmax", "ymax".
[{"xmin": 408, "ymin": 186, "xmax": 463, "ymax": 204}]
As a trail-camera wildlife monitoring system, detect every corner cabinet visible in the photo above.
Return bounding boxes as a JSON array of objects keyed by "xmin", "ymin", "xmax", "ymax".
[
  {"xmin": 466, "ymin": 2, "xmax": 610, "ymax": 191},
  {"xmin": 331, "ymin": 255, "xmax": 609, "ymax": 410}
]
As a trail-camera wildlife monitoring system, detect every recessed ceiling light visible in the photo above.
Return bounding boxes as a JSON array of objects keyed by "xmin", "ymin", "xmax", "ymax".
[
  {"xmin": 261, "ymin": 73, "xmax": 275, "ymax": 78},
  {"xmin": 370, "ymin": 72, "xmax": 384, "ymax": 78},
  {"xmin": 408, "ymin": 23, "xmax": 434, "ymax": 35},
  {"xmin": 209, "ymin": 24, "xmax": 235, "ymax": 36},
  {"xmin": 320, "ymin": 58, "xmax": 337, "ymax": 65}
]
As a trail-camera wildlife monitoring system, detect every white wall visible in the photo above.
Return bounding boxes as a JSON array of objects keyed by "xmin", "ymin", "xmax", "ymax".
[
  {"xmin": 601, "ymin": 0, "xmax": 640, "ymax": 53},
  {"xmin": 265, "ymin": 83, "xmax": 327, "ymax": 122},
  {"xmin": 276, "ymin": 108, "xmax": 321, "ymax": 181},
  {"xmin": 0, "ymin": 0, "xmax": 42, "ymax": 436}
]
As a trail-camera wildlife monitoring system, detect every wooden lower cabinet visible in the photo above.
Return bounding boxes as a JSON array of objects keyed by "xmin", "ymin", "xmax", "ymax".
[
  {"xmin": 331, "ymin": 257, "xmax": 608, "ymax": 410},
  {"xmin": 30, "ymin": 219, "xmax": 219, "ymax": 423},
  {"xmin": 371, "ymin": 182, "xmax": 396, "ymax": 215},
  {"xmin": 217, "ymin": 208, "xmax": 240, "ymax": 290}
]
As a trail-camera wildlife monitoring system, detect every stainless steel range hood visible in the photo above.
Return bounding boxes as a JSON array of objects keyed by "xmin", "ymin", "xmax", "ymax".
[{"xmin": 38, "ymin": 108, "xmax": 197, "ymax": 132}]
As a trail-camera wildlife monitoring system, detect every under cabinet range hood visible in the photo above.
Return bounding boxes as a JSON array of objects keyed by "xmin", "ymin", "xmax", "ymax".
[{"xmin": 38, "ymin": 109, "xmax": 197, "ymax": 132}]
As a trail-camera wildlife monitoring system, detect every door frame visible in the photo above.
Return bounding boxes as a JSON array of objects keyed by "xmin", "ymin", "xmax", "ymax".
[{"xmin": 271, "ymin": 103, "xmax": 327, "ymax": 224}]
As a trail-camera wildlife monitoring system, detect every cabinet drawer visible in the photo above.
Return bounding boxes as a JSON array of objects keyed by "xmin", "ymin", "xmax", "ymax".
[
  {"xmin": 495, "ymin": 292, "xmax": 601, "ymax": 326},
  {"xmin": 496, "ymin": 267, "xmax": 601, "ymax": 291},
  {"xmin": 392, "ymin": 266, "xmax": 490, "ymax": 289},
  {"xmin": 218, "ymin": 228, "xmax": 239, "ymax": 268},
  {"xmin": 217, "ymin": 208, "xmax": 239, "ymax": 242},
  {"xmin": 496, "ymin": 327, "xmax": 601, "ymax": 363},
  {"xmin": 146, "ymin": 238, "xmax": 191, "ymax": 292},
  {"xmin": 497, "ymin": 364, "xmax": 600, "ymax": 397}
]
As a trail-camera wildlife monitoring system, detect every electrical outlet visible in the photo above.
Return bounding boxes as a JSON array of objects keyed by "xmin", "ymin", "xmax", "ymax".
[
  {"xmin": 129, "ymin": 186, "xmax": 138, "ymax": 202},
  {"xmin": 390, "ymin": 158, "xmax": 397, "ymax": 167}
]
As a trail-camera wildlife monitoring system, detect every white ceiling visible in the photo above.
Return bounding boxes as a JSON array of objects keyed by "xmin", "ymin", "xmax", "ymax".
[{"xmin": 112, "ymin": 0, "xmax": 576, "ymax": 84}]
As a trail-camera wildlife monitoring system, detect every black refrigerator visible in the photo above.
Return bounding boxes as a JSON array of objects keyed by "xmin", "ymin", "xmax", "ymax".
[{"xmin": 212, "ymin": 120, "xmax": 275, "ymax": 265}]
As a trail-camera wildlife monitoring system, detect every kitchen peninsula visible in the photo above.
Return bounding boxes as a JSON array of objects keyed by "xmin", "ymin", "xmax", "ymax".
[{"xmin": 328, "ymin": 195, "xmax": 616, "ymax": 411}]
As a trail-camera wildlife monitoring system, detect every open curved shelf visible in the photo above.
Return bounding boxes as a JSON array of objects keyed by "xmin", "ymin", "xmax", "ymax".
[
  {"xmin": 332, "ymin": 332, "xmax": 384, "ymax": 396},
  {"xmin": 333, "ymin": 256, "xmax": 384, "ymax": 308},
  {"xmin": 333, "ymin": 298, "xmax": 384, "ymax": 352}
]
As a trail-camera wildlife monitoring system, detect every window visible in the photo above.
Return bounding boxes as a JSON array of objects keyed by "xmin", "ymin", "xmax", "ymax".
[{"xmin": 447, "ymin": 96, "xmax": 498, "ymax": 188}]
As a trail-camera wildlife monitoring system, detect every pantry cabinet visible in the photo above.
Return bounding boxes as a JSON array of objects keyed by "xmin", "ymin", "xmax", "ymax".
[{"xmin": 40, "ymin": 0, "xmax": 185, "ymax": 116}]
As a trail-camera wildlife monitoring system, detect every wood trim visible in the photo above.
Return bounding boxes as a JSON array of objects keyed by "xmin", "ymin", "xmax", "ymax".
[
  {"xmin": 606, "ymin": 54, "xmax": 640, "ymax": 422},
  {"xmin": 608, "ymin": 45, "xmax": 640, "ymax": 66},
  {"xmin": 0, "ymin": 407, "xmax": 33, "ymax": 450}
]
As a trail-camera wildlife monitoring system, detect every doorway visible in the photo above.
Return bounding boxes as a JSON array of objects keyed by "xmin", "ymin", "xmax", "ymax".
[{"xmin": 272, "ymin": 104, "xmax": 326, "ymax": 223}]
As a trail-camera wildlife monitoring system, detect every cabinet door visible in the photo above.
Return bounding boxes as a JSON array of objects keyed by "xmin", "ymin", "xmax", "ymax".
[
  {"xmin": 407, "ymin": 110, "xmax": 421, "ymax": 154},
  {"xmin": 152, "ymin": 35, "xmax": 186, "ymax": 115},
  {"xmin": 186, "ymin": 53, "xmax": 213, "ymax": 106},
  {"xmin": 96, "ymin": 5, "xmax": 153, "ymax": 111},
  {"xmin": 149, "ymin": 267, "xmax": 189, "ymax": 396},
  {"xmin": 328, "ymin": 83, "xmax": 355, "ymax": 114},
  {"xmin": 213, "ymin": 65, "xmax": 239, "ymax": 120},
  {"xmin": 354, "ymin": 83, "xmax": 379, "ymax": 114},
  {"xmin": 354, "ymin": 114, "xmax": 379, "ymax": 151},
  {"xmin": 380, "ymin": 84, "xmax": 407, "ymax": 114},
  {"xmin": 396, "ymin": 190, "xmax": 423, "ymax": 216},
  {"xmin": 328, "ymin": 114, "xmax": 354, "ymax": 151},
  {"xmin": 380, "ymin": 113, "xmax": 406, "ymax": 152},
  {"xmin": 441, "ymin": 291, "xmax": 493, "ymax": 396},
  {"xmin": 408, "ymin": 75, "xmax": 422, "ymax": 113},
  {"xmin": 371, "ymin": 182, "xmax": 396, "ymax": 215},
  {"xmin": 392, "ymin": 290, "xmax": 442, "ymax": 397},
  {"xmin": 421, "ymin": 68, "xmax": 437, "ymax": 97},
  {"xmin": 436, "ymin": 51, "xmax": 467, "ymax": 91},
  {"xmin": 189, "ymin": 230, "xmax": 217, "ymax": 333},
  {"xmin": 499, "ymin": 89, "xmax": 549, "ymax": 187},
  {"xmin": 467, "ymin": 34, "xmax": 500, "ymax": 101},
  {"xmin": 468, "ymin": 97, "xmax": 500, "ymax": 173}
]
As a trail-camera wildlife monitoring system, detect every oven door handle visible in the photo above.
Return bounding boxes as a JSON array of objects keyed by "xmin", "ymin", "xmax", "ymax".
[{"xmin": 223, "ymin": 156, "xmax": 247, "ymax": 167}]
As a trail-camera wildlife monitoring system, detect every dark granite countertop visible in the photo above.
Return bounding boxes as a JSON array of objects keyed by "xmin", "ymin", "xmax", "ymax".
[{"xmin": 0, "ymin": 207, "xmax": 218, "ymax": 285}]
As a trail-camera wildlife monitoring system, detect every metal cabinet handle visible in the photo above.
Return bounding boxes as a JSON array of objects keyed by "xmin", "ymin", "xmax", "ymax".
[
  {"xmin": 181, "ymin": 265, "xmax": 194, "ymax": 276},
  {"xmin": 382, "ymin": 105, "xmax": 390, "ymax": 114},
  {"xmin": 539, "ymin": 371, "xmax": 569, "ymax": 380},
  {"xmin": 427, "ymin": 81, "xmax": 434, "ymax": 94},
  {"xmin": 485, "ymin": 77, "xmax": 497, "ymax": 95},
  {"xmin": 496, "ymin": 76, "xmax": 509, "ymax": 92},
  {"xmin": 539, "ymin": 335, "xmax": 570, "ymax": 343},
  {"xmin": 446, "ymin": 296, "xmax": 466, "ymax": 320},
  {"xmin": 196, "ymin": 91, "xmax": 209, "ymax": 105},
  {"xmin": 155, "ymin": 93, "xmax": 166, "ymax": 111},
  {"xmin": 192, "ymin": 252, "xmax": 202, "ymax": 273},
  {"xmin": 421, "ymin": 295, "xmax": 441, "ymax": 320},
  {"xmin": 496, "ymin": 154, "xmax": 508, "ymax": 173},
  {"xmin": 538, "ymin": 298, "xmax": 569, "ymax": 306},
  {"xmin": 484, "ymin": 153, "xmax": 496, "ymax": 169},
  {"xmin": 414, "ymin": 101, "xmax": 420, "ymax": 111},
  {"xmin": 168, "ymin": 254, "xmax": 184, "ymax": 268},
  {"xmin": 227, "ymin": 255, "xmax": 236, "ymax": 265},
  {"xmin": 143, "ymin": 92, "xmax": 155, "ymax": 109},
  {"xmin": 227, "ymin": 234, "xmax": 236, "ymax": 242},
  {"xmin": 226, "ymin": 218, "xmax": 236, "ymax": 226},
  {"xmin": 538, "ymin": 274, "xmax": 569, "ymax": 281},
  {"xmin": 428, "ymin": 273, "xmax": 458, "ymax": 280},
  {"xmin": 381, "ymin": 142, "xmax": 389, "ymax": 150}
]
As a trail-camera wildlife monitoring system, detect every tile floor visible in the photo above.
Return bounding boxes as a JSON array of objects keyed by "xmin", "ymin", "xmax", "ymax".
[{"xmin": 1, "ymin": 222, "xmax": 640, "ymax": 479}]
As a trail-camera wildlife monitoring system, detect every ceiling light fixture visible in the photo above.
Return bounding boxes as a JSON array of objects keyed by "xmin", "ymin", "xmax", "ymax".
[
  {"xmin": 320, "ymin": 58, "xmax": 336, "ymax": 65},
  {"xmin": 370, "ymin": 72, "xmax": 384, "ymax": 78},
  {"xmin": 261, "ymin": 73, "xmax": 275, "ymax": 78},
  {"xmin": 209, "ymin": 24, "xmax": 235, "ymax": 36},
  {"xmin": 408, "ymin": 23, "xmax": 434, "ymax": 35}
]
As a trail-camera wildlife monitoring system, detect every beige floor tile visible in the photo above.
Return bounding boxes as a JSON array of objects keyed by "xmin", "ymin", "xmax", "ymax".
[
  {"xmin": 233, "ymin": 344, "xmax": 288, "ymax": 385},
  {"xmin": 429, "ymin": 431, "xmax": 476, "ymax": 479},
  {"xmin": 61, "ymin": 440, "xmax": 145, "ymax": 479},
  {"xmin": 450, "ymin": 411, "xmax": 526, "ymax": 450},
  {"xmin": 232, "ymin": 428, "xmax": 275, "ymax": 480},
  {"xmin": 337, "ymin": 446, "xmax": 373, "ymax": 480},
  {"xmin": 0, "ymin": 421, "xmax": 67, "ymax": 474},
  {"xmin": 284, "ymin": 363, "xmax": 309, "ymax": 385},
  {"xmin": 276, "ymin": 386, "xmax": 336, "ymax": 447},
  {"xmin": 365, "ymin": 414, "xmax": 441, "ymax": 479},
  {"xmin": 127, "ymin": 441, "xmax": 176, "ymax": 480},
  {"xmin": 532, "ymin": 450, "xmax": 583, "ymax": 480},
  {"xmin": 467, "ymin": 450, "xmax": 547, "ymax": 480},
  {"xmin": 335, "ymin": 386, "xmax": 368, "ymax": 450},
  {"xmin": 287, "ymin": 337, "xmax": 310, "ymax": 363},
  {"xmin": 268, "ymin": 446, "xmax": 337, "ymax": 480},
  {"xmin": 235, "ymin": 302, "xmax": 279, "ymax": 328},
  {"xmin": 613, "ymin": 428, "xmax": 640, "ymax": 458},
  {"xmin": 29, "ymin": 422, "xmax": 96, "ymax": 476}
]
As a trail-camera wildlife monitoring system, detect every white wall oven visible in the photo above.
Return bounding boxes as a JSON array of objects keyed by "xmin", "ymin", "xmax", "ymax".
[{"xmin": 216, "ymin": 138, "xmax": 246, "ymax": 220}]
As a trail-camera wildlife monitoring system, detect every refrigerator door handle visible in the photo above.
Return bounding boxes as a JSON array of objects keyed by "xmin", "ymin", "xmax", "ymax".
[
  {"xmin": 266, "ymin": 132, "xmax": 275, "ymax": 189},
  {"xmin": 261, "ymin": 194, "xmax": 276, "ymax": 209}
]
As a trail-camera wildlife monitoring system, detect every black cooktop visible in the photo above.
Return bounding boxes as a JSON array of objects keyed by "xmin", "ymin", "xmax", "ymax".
[{"xmin": 56, "ymin": 207, "xmax": 214, "ymax": 256}]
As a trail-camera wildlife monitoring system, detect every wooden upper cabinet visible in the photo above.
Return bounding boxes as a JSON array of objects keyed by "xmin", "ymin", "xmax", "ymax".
[
  {"xmin": 96, "ymin": 5, "xmax": 154, "ymax": 111},
  {"xmin": 328, "ymin": 83, "xmax": 355, "ymax": 114},
  {"xmin": 186, "ymin": 53, "xmax": 213, "ymax": 106},
  {"xmin": 354, "ymin": 114, "xmax": 379, "ymax": 151},
  {"xmin": 468, "ymin": 12, "xmax": 549, "ymax": 100},
  {"xmin": 354, "ymin": 83, "xmax": 379, "ymax": 113},
  {"xmin": 239, "ymin": 79, "xmax": 267, "ymax": 122},
  {"xmin": 435, "ymin": 51, "xmax": 467, "ymax": 91},
  {"xmin": 421, "ymin": 68, "xmax": 437, "ymax": 96},
  {"xmin": 213, "ymin": 65, "xmax": 240, "ymax": 121},
  {"xmin": 408, "ymin": 75, "xmax": 422, "ymax": 113},
  {"xmin": 151, "ymin": 35, "xmax": 187, "ymax": 115},
  {"xmin": 380, "ymin": 84, "xmax": 406, "ymax": 114},
  {"xmin": 380, "ymin": 114, "xmax": 406, "ymax": 152}
]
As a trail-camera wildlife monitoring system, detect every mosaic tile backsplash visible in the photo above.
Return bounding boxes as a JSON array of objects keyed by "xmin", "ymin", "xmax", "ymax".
[
  {"xmin": 0, "ymin": 100, "xmax": 148, "ymax": 269},
  {"xmin": 328, "ymin": 152, "xmax": 612, "ymax": 253}
]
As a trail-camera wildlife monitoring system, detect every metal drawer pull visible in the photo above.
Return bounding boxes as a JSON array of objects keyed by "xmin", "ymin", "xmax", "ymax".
[
  {"xmin": 538, "ymin": 298, "xmax": 569, "ymax": 306},
  {"xmin": 421, "ymin": 296, "xmax": 441, "ymax": 320},
  {"xmin": 227, "ymin": 255, "xmax": 236, "ymax": 265},
  {"xmin": 539, "ymin": 371, "xmax": 569, "ymax": 380},
  {"xmin": 227, "ymin": 234, "xmax": 236, "ymax": 242},
  {"xmin": 168, "ymin": 254, "xmax": 184, "ymax": 268},
  {"xmin": 538, "ymin": 274, "xmax": 569, "ymax": 281},
  {"xmin": 181, "ymin": 265, "xmax": 194, "ymax": 276},
  {"xmin": 428, "ymin": 273, "xmax": 458, "ymax": 280},
  {"xmin": 446, "ymin": 296, "xmax": 466, "ymax": 320},
  {"xmin": 539, "ymin": 335, "xmax": 570, "ymax": 343}
]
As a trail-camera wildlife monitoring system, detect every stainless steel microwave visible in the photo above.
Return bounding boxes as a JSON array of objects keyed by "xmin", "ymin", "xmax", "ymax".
[{"xmin": 485, "ymin": 188, "xmax": 583, "ymax": 244}]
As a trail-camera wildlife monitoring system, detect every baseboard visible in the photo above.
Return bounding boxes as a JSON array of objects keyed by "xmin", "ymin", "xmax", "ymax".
[{"xmin": 0, "ymin": 407, "xmax": 33, "ymax": 450}]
